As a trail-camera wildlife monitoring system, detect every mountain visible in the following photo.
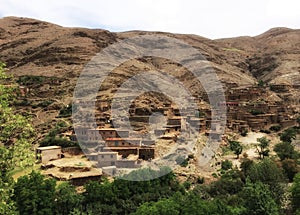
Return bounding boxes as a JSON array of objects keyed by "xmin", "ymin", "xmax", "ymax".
[{"xmin": 0, "ymin": 16, "xmax": 299, "ymax": 139}]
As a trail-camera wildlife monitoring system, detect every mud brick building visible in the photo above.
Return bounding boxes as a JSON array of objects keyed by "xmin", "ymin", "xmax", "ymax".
[{"xmin": 36, "ymin": 146, "xmax": 62, "ymax": 163}]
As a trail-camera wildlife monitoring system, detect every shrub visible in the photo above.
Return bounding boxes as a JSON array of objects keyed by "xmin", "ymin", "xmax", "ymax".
[
  {"xmin": 17, "ymin": 75, "xmax": 45, "ymax": 85},
  {"xmin": 249, "ymin": 109, "xmax": 264, "ymax": 115},
  {"xmin": 221, "ymin": 160, "xmax": 233, "ymax": 170},
  {"xmin": 58, "ymin": 104, "xmax": 72, "ymax": 117},
  {"xmin": 270, "ymin": 125, "xmax": 281, "ymax": 132},
  {"xmin": 241, "ymin": 129, "xmax": 248, "ymax": 137},
  {"xmin": 175, "ymin": 156, "xmax": 188, "ymax": 167}
]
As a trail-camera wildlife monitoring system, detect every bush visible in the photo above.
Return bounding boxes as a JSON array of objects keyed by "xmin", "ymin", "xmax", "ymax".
[
  {"xmin": 260, "ymin": 129, "xmax": 271, "ymax": 134},
  {"xmin": 40, "ymin": 137, "xmax": 78, "ymax": 148},
  {"xmin": 270, "ymin": 125, "xmax": 281, "ymax": 132},
  {"xmin": 249, "ymin": 109, "xmax": 264, "ymax": 115},
  {"xmin": 17, "ymin": 75, "xmax": 45, "ymax": 85},
  {"xmin": 221, "ymin": 160, "xmax": 233, "ymax": 170},
  {"xmin": 240, "ymin": 129, "xmax": 248, "ymax": 137},
  {"xmin": 197, "ymin": 176, "xmax": 205, "ymax": 184},
  {"xmin": 175, "ymin": 156, "xmax": 188, "ymax": 167},
  {"xmin": 58, "ymin": 104, "xmax": 72, "ymax": 117}
]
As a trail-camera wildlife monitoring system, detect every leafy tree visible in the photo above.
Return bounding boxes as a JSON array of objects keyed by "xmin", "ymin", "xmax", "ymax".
[
  {"xmin": 240, "ymin": 158, "xmax": 254, "ymax": 179},
  {"xmin": 55, "ymin": 182, "xmax": 83, "ymax": 215},
  {"xmin": 229, "ymin": 140, "xmax": 243, "ymax": 158},
  {"xmin": 221, "ymin": 160, "xmax": 233, "ymax": 170},
  {"xmin": 281, "ymin": 159, "xmax": 299, "ymax": 182},
  {"xmin": 291, "ymin": 173, "xmax": 300, "ymax": 212},
  {"xmin": 280, "ymin": 127, "xmax": 297, "ymax": 143},
  {"xmin": 13, "ymin": 171, "xmax": 56, "ymax": 215},
  {"xmin": 274, "ymin": 141, "xmax": 299, "ymax": 161},
  {"xmin": 247, "ymin": 159, "xmax": 286, "ymax": 203},
  {"xmin": 256, "ymin": 137, "xmax": 270, "ymax": 159},
  {"xmin": 0, "ymin": 63, "xmax": 35, "ymax": 214},
  {"xmin": 297, "ymin": 117, "xmax": 300, "ymax": 125},
  {"xmin": 239, "ymin": 181, "xmax": 279, "ymax": 215},
  {"xmin": 270, "ymin": 125, "xmax": 281, "ymax": 132},
  {"xmin": 257, "ymin": 80, "xmax": 265, "ymax": 87},
  {"xmin": 207, "ymin": 170, "xmax": 244, "ymax": 197}
]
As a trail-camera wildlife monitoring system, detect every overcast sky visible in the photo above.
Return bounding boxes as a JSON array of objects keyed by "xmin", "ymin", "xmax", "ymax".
[{"xmin": 0, "ymin": 0, "xmax": 299, "ymax": 39}]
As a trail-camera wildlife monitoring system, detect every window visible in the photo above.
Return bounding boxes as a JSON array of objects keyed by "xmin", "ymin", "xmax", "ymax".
[
  {"xmin": 111, "ymin": 161, "xmax": 115, "ymax": 165},
  {"xmin": 101, "ymin": 155, "xmax": 104, "ymax": 158},
  {"xmin": 111, "ymin": 155, "xmax": 114, "ymax": 158}
]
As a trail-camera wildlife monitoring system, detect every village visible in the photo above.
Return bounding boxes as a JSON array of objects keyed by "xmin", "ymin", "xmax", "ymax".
[{"xmin": 33, "ymin": 82, "xmax": 300, "ymax": 185}]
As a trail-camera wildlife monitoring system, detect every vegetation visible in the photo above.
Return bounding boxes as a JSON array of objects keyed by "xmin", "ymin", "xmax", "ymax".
[
  {"xmin": 0, "ymin": 63, "xmax": 35, "ymax": 214},
  {"xmin": 2, "ymin": 61, "xmax": 300, "ymax": 214},
  {"xmin": 280, "ymin": 127, "xmax": 297, "ymax": 143},
  {"xmin": 256, "ymin": 137, "xmax": 270, "ymax": 159},
  {"xmin": 3, "ymin": 154, "xmax": 300, "ymax": 214},
  {"xmin": 249, "ymin": 109, "xmax": 265, "ymax": 115},
  {"xmin": 270, "ymin": 125, "xmax": 281, "ymax": 132},
  {"xmin": 221, "ymin": 159, "xmax": 233, "ymax": 170},
  {"xmin": 229, "ymin": 140, "xmax": 243, "ymax": 158},
  {"xmin": 58, "ymin": 103, "xmax": 72, "ymax": 117},
  {"xmin": 17, "ymin": 75, "xmax": 46, "ymax": 86},
  {"xmin": 40, "ymin": 121, "xmax": 78, "ymax": 147}
]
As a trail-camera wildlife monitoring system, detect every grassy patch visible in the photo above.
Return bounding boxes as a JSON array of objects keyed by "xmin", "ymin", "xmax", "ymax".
[{"xmin": 11, "ymin": 164, "xmax": 41, "ymax": 181}]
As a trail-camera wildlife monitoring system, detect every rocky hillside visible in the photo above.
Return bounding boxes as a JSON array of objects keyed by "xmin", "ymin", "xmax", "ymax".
[{"xmin": 0, "ymin": 16, "xmax": 299, "ymax": 140}]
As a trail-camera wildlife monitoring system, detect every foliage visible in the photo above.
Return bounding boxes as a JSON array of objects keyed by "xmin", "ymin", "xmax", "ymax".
[
  {"xmin": 246, "ymin": 158, "xmax": 286, "ymax": 203},
  {"xmin": 257, "ymin": 80, "xmax": 265, "ymax": 87},
  {"xmin": 256, "ymin": 137, "xmax": 270, "ymax": 159},
  {"xmin": 240, "ymin": 158, "xmax": 254, "ymax": 179},
  {"xmin": 55, "ymin": 182, "xmax": 83, "ymax": 215},
  {"xmin": 40, "ymin": 121, "xmax": 77, "ymax": 147},
  {"xmin": 281, "ymin": 159, "xmax": 299, "ymax": 182},
  {"xmin": 175, "ymin": 155, "xmax": 189, "ymax": 167},
  {"xmin": 274, "ymin": 141, "xmax": 299, "ymax": 161},
  {"xmin": 0, "ymin": 63, "xmax": 35, "ymax": 214},
  {"xmin": 239, "ymin": 181, "xmax": 279, "ymax": 215},
  {"xmin": 280, "ymin": 127, "xmax": 297, "ymax": 143},
  {"xmin": 17, "ymin": 75, "xmax": 45, "ymax": 86},
  {"xmin": 249, "ymin": 109, "xmax": 264, "ymax": 115},
  {"xmin": 270, "ymin": 125, "xmax": 281, "ymax": 132},
  {"xmin": 291, "ymin": 173, "xmax": 300, "ymax": 212},
  {"xmin": 13, "ymin": 171, "xmax": 56, "ymax": 215},
  {"xmin": 40, "ymin": 136, "xmax": 78, "ymax": 147},
  {"xmin": 58, "ymin": 103, "xmax": 72, "ymax": 117},
  {"xmin": 229, "ymin": 140, "xmax": 243, "ymax": 158},
  {"xmin": 221, "ymin": 160, "xmax": 233, "ymax": 170},
  {"xmin": 240, "ymin": 129, "xmax": 248, "ymax": 137},
  {"xmin": 208, "ymin": 170, "xmax": 244, "ymax": 197}
]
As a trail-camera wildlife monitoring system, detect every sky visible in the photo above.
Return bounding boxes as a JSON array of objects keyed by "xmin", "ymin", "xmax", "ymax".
[{"xmin": 0, "ymin": 0, "xmax": 299, "ymax": 39}]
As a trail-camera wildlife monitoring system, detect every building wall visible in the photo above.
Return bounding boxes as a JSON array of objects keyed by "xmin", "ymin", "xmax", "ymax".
[{"xmin": 40, "ymin": 148, "xmax": 62, "ymax": 163}]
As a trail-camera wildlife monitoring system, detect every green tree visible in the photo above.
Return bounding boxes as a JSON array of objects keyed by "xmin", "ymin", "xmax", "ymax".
[
  {"xmin": 229, "ymin": 140, "xmax": 243, "ymax": 158},
  {"xmin": 221, "ymin": 160, "xmax": 233, "ymax": 170},
  {"xmin": 239, "ymin": 181, "xmax": 279, "ymax": 215},
  {"xmin": 280, "ymin": 128, "xmax": 297, "ymax": 143},
  {"xmin": 0, "ymin": 63, "xmax": 35, "ymax": 214},
  {"xmin": 274, "ymin": 141, "xmax": 299, "ymax": 161},
  {"xmin": 13, "ymin": 171, "xmax": 56, "ymax": 215},
  {"xmin": 247, "ymin": 159, "xmax": 286, "ymax": 203},
  {"xmin": 256, "ymin": 137, "xmax": 270, "ymax": 159},
  {"xmin": 291, "ymin": 173, "xmax": 300, "ymax": 212},
  {"xmin": 281, "ymin": 159, "xmax": 299, "ymax": 182},
  {"xmin": 55, "ymin": 182, "xmax": 83, "ymax": 215}
]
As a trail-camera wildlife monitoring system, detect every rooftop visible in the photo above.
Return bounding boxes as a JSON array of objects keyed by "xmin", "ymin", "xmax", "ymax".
[{"xmin": 37, "ymin": 146, "xmax": 61, "ymax": 150}]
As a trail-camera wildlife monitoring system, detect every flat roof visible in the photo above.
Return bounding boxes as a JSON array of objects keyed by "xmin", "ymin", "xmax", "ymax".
[
  {"xmin": 106, "ymin": 138, "xmax": 141, "ymax": 141},
  {"xmin": 97, "ymin": 152, "xmax": 118, "ymax": 155},
  {"xmin": 37, "ymin": 146, "xmax": 61, "ymax": 150},
  {"xmin": 88, "ymin": 128, "xmax": 129, "ymax": 131}
]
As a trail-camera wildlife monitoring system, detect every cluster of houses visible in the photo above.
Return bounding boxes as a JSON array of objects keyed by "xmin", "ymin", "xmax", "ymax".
[
  {"xmin": 223, "ymin": 85, "xmax": 297, "ymax": 133},
  {"xmin": 36, "ymin": 83, "xmax": 299, "ymax": 183}
]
